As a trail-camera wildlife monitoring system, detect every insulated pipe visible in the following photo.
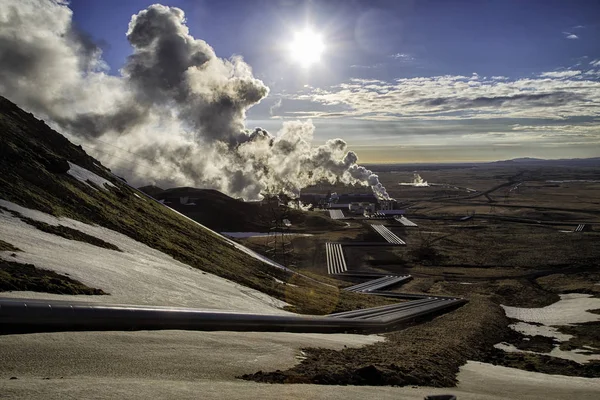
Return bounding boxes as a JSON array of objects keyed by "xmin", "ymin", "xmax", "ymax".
[
  {"xmin": 345, "ymin": 276, "xmax": 411, "ymax": 292},
  {"xmin": 327, "ymin": 298, "xmax": 438, "ymax": 319},
  {"xmin": 0, "ymin": 297, "xmax": 466, "ymax": 335}
]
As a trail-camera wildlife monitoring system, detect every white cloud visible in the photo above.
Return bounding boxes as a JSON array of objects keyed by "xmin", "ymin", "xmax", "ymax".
[
  {"xmin": 349, "ymin": 78, "xmax": 388, "ymax": 85},
  {"xmin": 590, "ymin": 59, "xmax": 600, "ymax": 67},
  {"xmin": 511, "ymin": 123, "xmax": 599, "ymax": 137},
  {"xmin": 539, "ymin": 70, "xmax": 582, "ymax": 78},
  {"xmin": 350, "ymin": 63, "xmax": 384, "ymax": 69},
  {"xmin": 390, "ymin": 53, "xmax": 414, "ymax": 61},
  {"xmin": 269, "ymin": 98, "xmax": 282, "ymax": 116},
  {"xmin": 282, "ymin": 72, "xmax": 600, "ymax": 122},
  {"xmin": 584, "ymin": 69, "xmax": 600, "ymax": 77},
  {"xmin": 563, "ymin": 32, "xmax": 579, "ymax": 40}
]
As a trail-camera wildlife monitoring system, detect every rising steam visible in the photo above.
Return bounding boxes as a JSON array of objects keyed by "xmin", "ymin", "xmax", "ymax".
[
  {"xmin": 399, "ymin": 173, "xmax": 429, "ymax": 187},
  {"xmin": 0, "ymin": 0, "xmax": 391, "ymax": 200}
]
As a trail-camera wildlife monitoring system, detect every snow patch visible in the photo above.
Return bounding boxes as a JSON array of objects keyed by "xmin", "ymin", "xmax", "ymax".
[
  {"xmin": 457, "ymin": 361, "xmax": 600, "ymax": 398},
  {"xmin": 509, "ymin": 321, "xmax": 572, "ymax": 341},
  {"xmin": 502, "ymin": 293, "xmax": 600, "ymax": 325},
  {"xmin": 494, "ymin": 342, "xmax": 600, "ymax": 364},
  {"xmin": 498, "ymin": 294, "xmax": 600, "ymax": 364},
  {"xmin": 67, "ymin": 162, "xmax": 115, "ymax": 191},
  {"xmin": 273, "ymin": 277, "xmax": 298, "ymax": 287},
  {"xmin": 546, "ymin": 180, "xmax": 600, "ymax": 183},
  {"xmin": 0, "ymin": 200, "xmax": 289, "ymax": 314}
]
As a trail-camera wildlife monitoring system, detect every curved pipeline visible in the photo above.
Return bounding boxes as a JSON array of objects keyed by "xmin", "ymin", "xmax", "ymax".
[{"xmin": 0, "ymin": 297, "xmax": 466, "ymax": 335}]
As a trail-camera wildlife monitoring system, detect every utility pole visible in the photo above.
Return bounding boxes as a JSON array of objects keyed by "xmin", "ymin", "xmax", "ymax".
[{"xmin": 265, "ymin": 194, "xmax": 294, "ymax": 266}]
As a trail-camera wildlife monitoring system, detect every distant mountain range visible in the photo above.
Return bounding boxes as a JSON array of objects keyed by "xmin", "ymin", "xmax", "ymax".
[
  {"xmin": 365, "ymin": 157, "xmax": 600, "ymax": 171},
  {"xmin": 490, "ymin": 157, "xmax": 600, "ymax": 166}
]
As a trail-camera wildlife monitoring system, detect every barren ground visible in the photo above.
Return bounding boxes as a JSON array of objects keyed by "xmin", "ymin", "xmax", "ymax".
[{"xmin": 238, "ymin": 164, "xmax": 600, "ymax": 383}]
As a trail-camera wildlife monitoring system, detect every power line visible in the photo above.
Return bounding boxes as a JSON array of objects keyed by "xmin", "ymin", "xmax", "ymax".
[
  {"xmin": 66, "ymin": 131, "xmax": 160, "ymax": 165},
  {"xmin": 92, "ymin": 137, "xmax": 156, "ymax": 161},
  {"xmin": 81, "ymin": 144, "xmax": 155, "ymax": 171},
  {"xmin": 62, "ymin": 132, "xmax": 167, "ymax": 180}
]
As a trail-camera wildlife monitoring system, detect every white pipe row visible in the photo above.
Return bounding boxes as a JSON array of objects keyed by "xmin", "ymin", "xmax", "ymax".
[
  {"xmin": 325, "ymin": 243, "xmax": 348, "ymax": 274},
  {"xmin": 371, "ymin": 224, "xmax": 406, "ymax": 245},
  {"xmin": 395, "ymin": 216, "xmax": 418, "ymax": 227},
  {"xmin": 329, "ymin": 209, "xmax": 345, "ymax": 220}
]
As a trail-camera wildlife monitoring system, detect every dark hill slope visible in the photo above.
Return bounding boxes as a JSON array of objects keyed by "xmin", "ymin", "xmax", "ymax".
[
  {"xmin": 137, "ymin": 185, "xmax": 164, "ymax": 197},
  {"xmin": 0, "ymin": 96, "xmax": 385, "ymax": 314},
  {"xmin": 142, "ymin": 186, "xmax": 346, "ymax": 232}
]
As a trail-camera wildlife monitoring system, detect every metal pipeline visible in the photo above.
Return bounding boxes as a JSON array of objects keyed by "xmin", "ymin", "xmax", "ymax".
[{"xmin": 0, "ymin": 297, "xmax": 466, "ymax": 335}]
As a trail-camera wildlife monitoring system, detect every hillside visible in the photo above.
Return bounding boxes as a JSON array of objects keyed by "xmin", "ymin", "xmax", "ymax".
[
  {"xmin": 0, "ymin": 96, "xmax": 387, "ymax": 314},
  {"xmin": 140, "ymin": 186, "xmax": 347, "ymax": 232},
  {"xmin": 137, "ymin": 185, "xmax": 165, "ymax": 197}
]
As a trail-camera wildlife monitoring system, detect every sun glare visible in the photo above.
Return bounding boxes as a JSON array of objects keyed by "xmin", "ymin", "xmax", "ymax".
[{"xmin": 289, "ymin": 29, "xmax": 325, "ymax": 68}]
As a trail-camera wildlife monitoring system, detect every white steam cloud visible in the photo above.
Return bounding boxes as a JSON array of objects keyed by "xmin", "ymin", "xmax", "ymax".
[
  {"xmin": 399, "ymin": 173, "xmax": 429, "ymax": 187},
  {"xmin": 0, "ymin": 0, "xmax": 391, "ymax": 200}
]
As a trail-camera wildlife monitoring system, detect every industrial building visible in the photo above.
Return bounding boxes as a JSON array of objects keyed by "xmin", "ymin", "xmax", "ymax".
[
  {"xmin": 333, "ymin": 193, "xmax": 399, "ymax": 212},
  {"xmin": 298, "ymin": 190, "xmax": 401, "ymax": 217}
]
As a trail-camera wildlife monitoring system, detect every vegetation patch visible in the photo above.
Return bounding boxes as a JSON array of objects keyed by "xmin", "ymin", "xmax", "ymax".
[
  {"xmin": 0, "ymin": 260, "xmax": 106, "ymax": 295},
  {"xmin": 0, "ymin": 239, "xmax": 20, "ymax": 252},
  {"xmin": 536, "ymin": 273, "xmax": 600, "ymax": 297},
  {"xmin": 241, "ymin": 296, "xmax": 507, "ymax": 386},
  {"xmin": 393, "ymin": 220, "xmax": 600, "ymax": 270},
  {"xmin": 25, "ymin": 219, "xmax": 120, "ymax": 252},
  {"xmin": 482, "ymin": 349, "xmax": 600, "ymax": 377},
  {"xmin": 430, "ymin": 278, "xmax": 559, "ymax": 307},
  {"xmin": 500, "ymin": 327, "xmax": 557, "ymax": 353},
  {"xmin": 556, "ymin": 321, "xmax": 600, "ymax": 354},
  {"xmin": 476, "ymin": 320, "xmax": 600, "ymax": 377},
  {"xmin": 408, "ymin": 243, "xmax": 446, "ymax": 265}
]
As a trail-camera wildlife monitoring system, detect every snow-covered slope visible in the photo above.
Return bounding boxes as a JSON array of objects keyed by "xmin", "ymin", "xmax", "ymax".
[
  {"xmin": 66, "ymin": 162, "xmax": 115, "ymax": 191},
  {"xmin": 0, "ymin": 200, "xmax": 288, "ymax": 314}
]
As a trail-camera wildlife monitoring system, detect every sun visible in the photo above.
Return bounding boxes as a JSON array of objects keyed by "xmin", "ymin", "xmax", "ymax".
[{"xmin": 289, "ymin": 29, "xmax": 325, "ymax": 68}]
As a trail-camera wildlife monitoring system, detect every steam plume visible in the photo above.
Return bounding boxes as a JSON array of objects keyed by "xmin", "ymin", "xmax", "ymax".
[
  {"xmin": 399, "ymin": 173, "xmax": 429, "ymax": 187},
  {"xmin": 0, "ymin": 0, "xmax": 391, "ymax": 200}
]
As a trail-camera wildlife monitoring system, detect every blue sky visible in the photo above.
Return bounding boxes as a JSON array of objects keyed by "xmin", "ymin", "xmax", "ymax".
[{"xmin": 70, "ymin": 0, "xmax": 600, "ymax": 162}]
